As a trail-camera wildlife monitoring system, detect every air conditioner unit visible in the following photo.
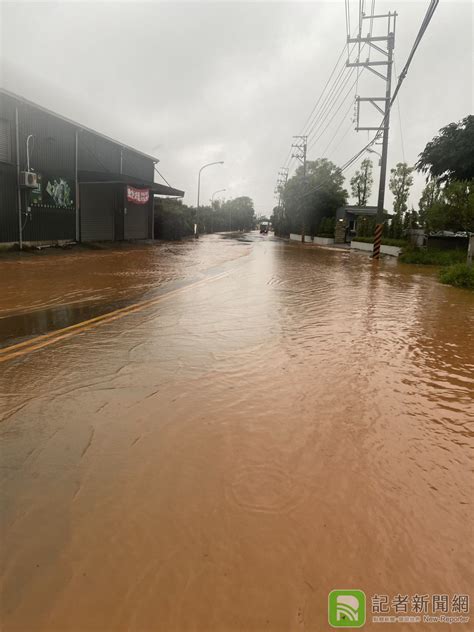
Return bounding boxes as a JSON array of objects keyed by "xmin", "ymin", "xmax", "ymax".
[{"xmin": 20, "ymin": 171, "xmax": 38, "ymax": 188}]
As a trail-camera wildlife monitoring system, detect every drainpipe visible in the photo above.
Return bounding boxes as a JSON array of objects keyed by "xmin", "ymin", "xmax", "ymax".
[{"xmin": 15, "ymin": 107, "xmax": 22, "ymax": 250}]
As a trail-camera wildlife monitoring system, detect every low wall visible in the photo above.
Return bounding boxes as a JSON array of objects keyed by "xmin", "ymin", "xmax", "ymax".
[
  {"xmin": 350, "ymin": 240, "xmax": 402, "ymax": 257},
  {"xmin": 289, "ymin": 234, "xmax": 335, "ymax": 246},
  {"xmin": 313, "ymin": 237, "xmax": 335, "ymax": 245}
]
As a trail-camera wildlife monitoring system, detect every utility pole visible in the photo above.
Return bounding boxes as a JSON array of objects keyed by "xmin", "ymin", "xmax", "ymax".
[
  {"xmin": 274, "ymin": 167, "xmax": 289, "ymax": 237},
  {"xmin": 275, "ymin": 167, "xmax": 289, "ymax": 208},
  {"xmin": 291, "ymin": 136, "xmax": 307, "ymax": 177},
  {"xmin": 291, "ymin": 136, "xmax": 308, "ymax": 241},
  {"xmin": 348, "ymin": 10, "xmax": 396, "ymax": 259}
]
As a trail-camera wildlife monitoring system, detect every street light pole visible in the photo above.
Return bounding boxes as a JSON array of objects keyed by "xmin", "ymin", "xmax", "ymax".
[
  {"xmin": 211, "ymin": 188, "xmax": 226, "ymax": 207},
  {"xmin": 196, "ymin": 161, "xmax": 224, "ymax": 237},
  {"xmin": 367, "ymin": 148, "xmax": 382, "ymax": 167},
  {"xmin": 210, "ymin": 189, "xmax": 226, "ymax": 234}
]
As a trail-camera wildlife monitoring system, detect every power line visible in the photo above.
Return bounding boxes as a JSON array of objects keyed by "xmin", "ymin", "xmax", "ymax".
[
  {"xmin": 345, "ymin": 0, "xmax": 352, "ymax": 59},
  {"xmin": 300, "ymin": 0, "xmax": 439, "ymax": 201},
  {"xmin": 308, "ymin": 70, "xmax": 361, "ymax": 152},
  {"xmin": 305, "ymin": 41, "xmax": 364, "ymax": 142},
  {"xmin": 299, "ymin": 41, "xmax": 349, "ymax": 138},
  {"xmin": 280, "ymin": 38, "xmax": 358, "ymax": 173},
  {"xmin": 306, "ymin": 65, "xmax": 356, "ymax": 141},
  {"xmin": 320, "ymin": 98, "xmax": 356, "ymax": 157},
  {"xmin": 391, "ymin": 0, "xmax": 439, "ymax": 105},
  {"xmin": 393, "ymin": 58, "xmax": 406, "ymax": 162},
  {"xmin": 327, "ymin": 118, "xmax": 355, "ymax": 160},
  {"xmin": 278, "ymin": 0, "xmax": 438, "ymax": 201},
  {"xmin": 299, "ymin": 0, "xmax": 440, "ymax": 199}
]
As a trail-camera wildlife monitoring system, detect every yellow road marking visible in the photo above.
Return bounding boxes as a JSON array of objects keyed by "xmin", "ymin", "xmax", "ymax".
[{"xmin": 0, "ymin": 271, "xmax": 229, "ymax": 364}]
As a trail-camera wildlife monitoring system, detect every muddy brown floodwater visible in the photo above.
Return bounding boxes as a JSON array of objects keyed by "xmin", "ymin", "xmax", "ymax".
[{"xmin": 0, "ymin": 234, "xmax": 473, "ymax": 632}]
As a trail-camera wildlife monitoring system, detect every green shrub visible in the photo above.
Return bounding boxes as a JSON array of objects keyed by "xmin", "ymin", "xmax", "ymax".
[
  {"xmin": 352, "ymin": 236, "xmax": 407, "ymax": 247},
  {"xmin": 399, "ymin": 248, "xmax": 465, "ymax": 265},
  {"xmin": 317, "ymin": 217, "xmax": 335, "ymax": 236},
  {"xmin": 356, "ymin": 216, "xmax": 376, "ymax": 237},
  {"xmin": 439, "ymin": 263, "xmax": 474, "ymax": 289}
]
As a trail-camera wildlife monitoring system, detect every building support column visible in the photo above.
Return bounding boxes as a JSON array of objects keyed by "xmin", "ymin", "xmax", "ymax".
[{"xmin": 15, "ymin": 107, "xmax": 22, "ymax": 250}]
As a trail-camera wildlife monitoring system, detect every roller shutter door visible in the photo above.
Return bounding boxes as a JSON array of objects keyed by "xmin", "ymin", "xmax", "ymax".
[
  {"xmin": 124, "ymin": 204, "xmax": 149, "ymax": 239},
  {"xmin": 80, "ymin": 184, "xmax": 115, "ymax": 241}
]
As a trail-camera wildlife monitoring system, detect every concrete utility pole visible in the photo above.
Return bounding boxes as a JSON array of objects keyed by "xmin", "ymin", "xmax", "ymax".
[
  {"xmin": 291, "ymin": 136, "xmax": 307, "ymax": 177},
  {"xmin": 291, "ymin": 136, "xmax": 308, "ymax": 241},
  {"xmin": 275, "ymin": 168, "xmax": 289, "ymax": 208},
  {"xmin": 274, "ymin": 168, "xmax": 289, "ymax": 237},
  {"xmin": 348, "ymin": 10, "xmax": 397, "ymax": 259}
]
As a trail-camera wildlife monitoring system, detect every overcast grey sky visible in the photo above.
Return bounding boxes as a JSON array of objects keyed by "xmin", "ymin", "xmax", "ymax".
[{"xmin": 1, "ymin": 0, "xmax": 472, "ymax": 213}]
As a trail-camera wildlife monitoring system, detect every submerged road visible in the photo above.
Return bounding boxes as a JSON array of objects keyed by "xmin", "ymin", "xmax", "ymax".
[{"xmin": 1, "ymin": 233, "xmax": 473, "ymax": 631}]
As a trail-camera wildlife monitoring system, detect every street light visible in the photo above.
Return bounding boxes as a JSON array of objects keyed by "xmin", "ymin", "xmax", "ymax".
[
  {"xmin": 367, "ymin": 148, "xmax": 382, "ymax": 166},
  {"xmin": 210, "ymin": 189, "xmax": 226, "ymax": 234},
  {"xmin": 196, "ymin": 161, "xmax": 224, "ymax": 237},
  {"xmin": 211, "ymin": 188, "xmax": 226, "ymax": 207}
]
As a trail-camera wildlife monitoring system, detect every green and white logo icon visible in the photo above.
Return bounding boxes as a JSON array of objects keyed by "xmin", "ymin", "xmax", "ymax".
[{"xmin": 328, "ymin": 589, "xmax": 366, "ymax": 628}]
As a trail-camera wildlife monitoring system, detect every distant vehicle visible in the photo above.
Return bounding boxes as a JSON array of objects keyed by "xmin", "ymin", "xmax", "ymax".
[{"xmin": 259, "ymin": 222, "xmax": 270, "ymax": 234}]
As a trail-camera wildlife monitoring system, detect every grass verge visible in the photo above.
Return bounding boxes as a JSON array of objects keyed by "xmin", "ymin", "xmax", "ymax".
[
  {"xmin": 439, "ymin": 263, "xmax": 474, "ymax": 290},
  {"xmin": 399, "ymin": 248, "xmax": 465, "ymax": 265}
]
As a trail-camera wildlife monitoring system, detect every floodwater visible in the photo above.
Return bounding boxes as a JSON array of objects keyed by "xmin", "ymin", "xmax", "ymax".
[{"xmin": 0, "ymin": 234, "xmax": 473, "ymax": 631}]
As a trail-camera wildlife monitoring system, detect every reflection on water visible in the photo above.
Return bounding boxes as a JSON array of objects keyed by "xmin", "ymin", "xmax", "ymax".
[
  {"xmin": 0, "ymin": 237, "xmax": 250, "ymax": 345},
  {"xmin": 0, "ymin": 234, "xmax": 473, "ymax": 631}
]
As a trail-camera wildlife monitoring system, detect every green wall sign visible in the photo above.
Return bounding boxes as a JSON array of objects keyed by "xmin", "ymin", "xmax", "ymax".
[{"xmin": 30, "ymin": 174, "xmax": 75, "ymax": 209}]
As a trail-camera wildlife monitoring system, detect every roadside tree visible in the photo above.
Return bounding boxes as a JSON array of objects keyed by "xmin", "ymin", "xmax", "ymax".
[
  {"xmin": 350, "ymin": 159, "xmax": 373, "ymax": 207},
  {"xmin": 418, "ymin": 179, "xmax": 441, "ymax": 228},
  {"xmin": 425, "ymin": 180, "xmax": 474, "ymax": 234},
  {"xmin": 222, "ymin": 196, "xmax": 256, "ymax": 232},
  {"xmin": 282, "ymin": 159, "xmax": 347, "ymax": 237},
  {"xmin": 389, "ymin": 162, "xmax": 414, "ymax": 238},
  {"xmin": 416, "ymin": 115, "xmax": 474, "ymax": 184}
]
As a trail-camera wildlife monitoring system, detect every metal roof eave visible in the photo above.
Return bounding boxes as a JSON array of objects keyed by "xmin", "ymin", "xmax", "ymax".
[
  {"xmin": 0, "ymin": 88, "xmax": 159, "ymax": 163},
  {"xmin": 78, "ymin": 170, "xmax": 184, "ymax": 197}
]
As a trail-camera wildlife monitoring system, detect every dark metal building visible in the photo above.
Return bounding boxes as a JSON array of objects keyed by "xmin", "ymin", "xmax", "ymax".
[{"xmin": 0, "ymin": 89, "xmax": 184, "ymax": 246}]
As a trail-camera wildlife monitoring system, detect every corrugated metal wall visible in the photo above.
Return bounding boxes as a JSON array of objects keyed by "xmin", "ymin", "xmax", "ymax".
[
  {"xmin": 0, "ymin": 118, "xmax": 12, "ymax": 163},
  {"xmin": 0, "ymin": 93, "xmax": 19, "ymax": 243},
  {"xmin": 1, "ymin": 91, "xmax": 157, "ymax": 244},
  {"xmin": 0, "ymin": 166, "xmax": 18, "ymax": 243},
  {"xmin": 79, "ymin": 135, "xmax": 154, "ymax": 182},
  {"xmin": 122, "ymin": 149, "xmax": 154, "ymax": 181},
  {"xmin": 78, "ymin": 130, "xmax": 121, "ymax": 174},
  {"xmin": 17, "ymin": 101, "xmax": 76, "ymax": 242},
  {"xmin": 18, "ymin": 105, "xmax": 76, "ymax": 175},
  {"xmin": 23, "ymin": 207, "xmax": 76, "ymax": 241}
]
